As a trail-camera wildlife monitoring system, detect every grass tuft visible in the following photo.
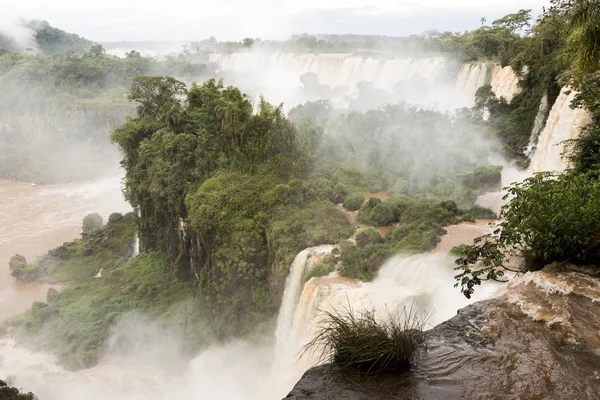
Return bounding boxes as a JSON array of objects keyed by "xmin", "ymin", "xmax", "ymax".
[{"xmin": 302, "ymin": 304, "xmax": 428, "ymax": 373}]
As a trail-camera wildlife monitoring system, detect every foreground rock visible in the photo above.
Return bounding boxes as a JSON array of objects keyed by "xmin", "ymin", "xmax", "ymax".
[{"xmin": 286, "ymin": 271, "xmax": 600, "ymax": 399}]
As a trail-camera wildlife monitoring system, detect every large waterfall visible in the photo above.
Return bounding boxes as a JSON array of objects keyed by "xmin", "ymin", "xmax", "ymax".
[
  {"xmin": 455, "ymin": 63, "xmax": 521, "ymax": 106},
  {"xmin": 209, "ymin": 53, "xmax": 446, "ymax": 90},
  {"xmin": 529, "ymin": 86, "xmax": 592, "ymax": 173},
  {"xmin": 271, "ymin": 221, "xmax": 499, "ymax": 392}
]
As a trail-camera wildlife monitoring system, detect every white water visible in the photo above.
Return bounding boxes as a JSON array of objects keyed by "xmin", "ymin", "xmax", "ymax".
[
  {"xmin": 275, "ymin": 252, "xmax": 502, "ymax": 390},
  {"xmin": 133, "ymin": 235, "xmax": 140, "ymax": 256},
  {"xmin": 490, "ymin": 65, "xmax": 521, "ymax": 103},
  {"xmin": 456, "ymin": 63, "xmax": 521, "ymax": 107},
  {"xmin": 209, "ymin": 52, "xmax": 449, "ymax": 109},
  {"xmin": 456, "ymin": 63, "xmax": 491, "ymax": 106},
  {"xmin": 525, "ymin": 92, "xmax": 550, "ymax": 157},
  {"xmin": 210, "ymin": 53, "xmax": 445, "ymax": 90},
  {"xmin": 271, "ymin": 245, "xmax": 334, "ymax": 395},
  {"xmin": 529, "ymin": 86, "xmax": 592, "ymax": 173}
]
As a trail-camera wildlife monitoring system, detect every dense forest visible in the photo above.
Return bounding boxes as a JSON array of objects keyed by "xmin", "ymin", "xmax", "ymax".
[{"xmin": 2, "ymin": 0, "xmax": 600, "ymax": 371}]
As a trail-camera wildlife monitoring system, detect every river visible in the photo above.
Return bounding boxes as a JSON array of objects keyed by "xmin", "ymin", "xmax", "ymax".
[{"xmin": 0, "ymin": 177, "xmax": 131, "ymax": 321}]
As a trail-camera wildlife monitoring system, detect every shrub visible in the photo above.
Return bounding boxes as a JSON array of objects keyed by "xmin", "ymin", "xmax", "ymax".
[
  {"xmin": 333, "ymin": 182, "xmax": 349, "ymax": 203},
  {"xmin": 303, "ymin": 261, "xmax": 335, "ymax": 284},
  {"xmin": 343, "ymin": 193, "xmax": 365, "ymax": 211},
  {"xmin": 9, "ymin": 254, "xmax": 26, "ymax": 271},
  {"xmin": 461, "ymin": 213, "xmax": 476, "ymax": 223},
  {"xmin": 439, "ymin": 200, "xmax": 458, "ymax": 214},
  {"xmin": 455, "ymin": 172, "xmax": 600, "ymax": 298},
  {"xmin": 357, "ymin": 198, "xmax": 396, "ymax": 227},
  {"xmin": 303, "ymin": 305, "xmax": 428, "ymax": 373},
  {"xmin": 355, "ymin": 227, "xmax": 383, "ymax": 249},
  {"xmin": 469, "ymin": 205, "xmax": 497, "ymax": 219},
  {"xmin": 338, "ymin": 241, "xmax": 375, "ymax": 281},
  {"xmin": 108, "ymin": 212, "xmax": 124, "ymax": 223},
  {"xmin": 390, "ymin": 221, "xmax": 446, "ymax": 253},
  {"xmin": 46, "ymin": 288, "xmax": 59, "ymax": 303},
  {"xmin": 449, "ymin": 244, "xmax": 471, "ymax": 256},
  {"xmin": 0, "ymin": 380, "xmax": 35, "ymax": 400},
  {"xmin": 369, "ymin": 203, "xmax": 395, "ymax": 227},
  {"xmin": 357, "ymin": 197, "xmax": 382, "ymax": 221},
  {"xmin": 82, "ymin": 213, "xmax": 103, "ymax": 235},
  {"xmin": 461, "ymin": 165, "xmax": 503, "ymax": 191}
]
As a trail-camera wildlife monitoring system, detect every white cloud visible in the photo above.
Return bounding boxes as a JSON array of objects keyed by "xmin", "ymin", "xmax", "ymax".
[{"xmin": 0, "ymin": 0, "xmax": 550, "ymax": 41}]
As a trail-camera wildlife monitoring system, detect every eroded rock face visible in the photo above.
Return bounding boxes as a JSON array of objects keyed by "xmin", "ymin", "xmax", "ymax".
[{"xmin": 286, "ymin": 272, "xmax": 600, "ymax": 400}]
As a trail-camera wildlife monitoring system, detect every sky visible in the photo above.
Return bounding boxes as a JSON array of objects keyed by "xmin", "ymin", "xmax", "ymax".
[{"xmin": 2, "ymin": 0, "xmax": 550, "ymax": 42}]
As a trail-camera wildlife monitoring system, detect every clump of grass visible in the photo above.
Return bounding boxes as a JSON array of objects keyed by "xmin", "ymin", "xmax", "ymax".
[{"xmin": 303, "ymin": 305, "xmax": 428, "ymax": 373}]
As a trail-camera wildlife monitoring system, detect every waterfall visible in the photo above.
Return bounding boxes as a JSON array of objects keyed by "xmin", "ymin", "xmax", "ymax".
[
  {"xmin": 456, "ymin": 63, "xmax": 492, "ymax": 106},
  {"xmin": 133, "ymin": 235, "xmax": 139, "ymax": 256},
  {"xmin": 210, "ymin": 53, "xmax": 446, "ymax": 91},
  {"xmin": 491, "ymin": 65, "xmax": 521, "ymax": 102},
  {"xmin": 525, "ymin": 92, "xmax": 549, "ymax": 157},
  {"xmin": 274, "ymin": 249, "xmax": 314, "ymax": 354},
  {"xmin": 456, "ymin": 63, "xmax": 521, "ymax": 106},
  {"xmin": 276, "ymin": 252, "xmax": 501, "ymax": 389},
  {"xmin": 209, "ymin": 52, "xmax": 446, "ymax": 109},
  {"xmin": 271, "ymin": 245, "xmax": 334, "ymax": 396},
  {"xmin": 529, "ymin": 87, "xmax": 592, "ymax": 173}
]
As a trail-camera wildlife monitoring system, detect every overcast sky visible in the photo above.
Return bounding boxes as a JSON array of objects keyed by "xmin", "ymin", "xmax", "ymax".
[{"xmin": 2, "ymin": 0, "xmax": 550, "ymax": 42}]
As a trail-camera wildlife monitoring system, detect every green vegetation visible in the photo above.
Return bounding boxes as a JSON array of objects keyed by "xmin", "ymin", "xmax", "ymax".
[
  {"xmin": 10, "ymin": 213, "xmax": 136, "ymax": 284},
  {"xmin": 455, "ymin": 0, "xmax": 600, "ymax": 299},
  {"xmin": 5, "ymin": 251, "xmax": 203, "ymax": 370},
  {"xmin": 82, "ymin": 213, "xmax": 103, "ymax": 235},
  {"xmin": 468, "ymin": 205, "xmax": 497, "ymax": 219},
  {"xmin": 9, "ymin": 1, "xmax": 600, "ymax": 372},
  {"xmin": 0, "ymin": 20, "xmax": 93, "ymax": 55},
  {"xmin": 0, "ymin": 380, "xmax": 35, "ymax": 400},
  {"xmin": 110, "ymin": 76, "xmax": 357, "ymax": 337},
  {"xmin": 355, "ymin": 227, "xmax": 383, "ymax": 249},
  {"xmin": 302, "ymin": 261, "xmax": 335, "ymax": 284},
  {"xmin": 0, "ymin": 23, "xmax": 213, "ymax": 182},
  {"xmin": 455, "ymin": 172, "xmax": 600, "ymax": 298},
  {"xmin": 303, "ymin": 306, "xmax": 427, "ymax": 373},
  {"xmin": 343, "ymin": 193, "xmax": 365, "ymax": 211}
]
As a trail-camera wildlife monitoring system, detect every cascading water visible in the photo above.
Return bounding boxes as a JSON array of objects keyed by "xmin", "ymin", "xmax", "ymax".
[
  {"xmin": 455, "ymin": 63, "xmax": 492, "ymax": 106},
  {"xmin": 525, "ymin": 92, "xmax": 550, "ymax": 157},
  {"xmin": 209, "ymin": 52, "xmax": 448, "ymax": 109},
  {"xmin": 528, "ymin": 86, "xmax": 592, "ymax": 173},
  {"xmin": 274, "ymin": 249, "xmax": 314, "ymax": 357},
  {"xmin": 210, "ymin": 53, "xmax": 446, "ymax": 90},
  {"xmin": 133, "ymin": 234, "xmax": 140, "ymax": 256},
  {"xmin": 271, "ymin": 245, "xmax": 334, "ymax": 396},
  {"xmin": 490, "ymin": 65, "xmax": 521, "ymax": 102},
  {"xmin": 280, "ymin": 253, "xmax": 502, "ymax": 387},
  {"xmin": 456, "ymin": 63, "xmax": 521, "ymax": 106}
]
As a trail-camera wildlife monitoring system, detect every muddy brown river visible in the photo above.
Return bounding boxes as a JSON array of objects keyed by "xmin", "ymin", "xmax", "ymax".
[{"xmin": 0, "ymin": 177, "xmax": 130, "ymax": 321}]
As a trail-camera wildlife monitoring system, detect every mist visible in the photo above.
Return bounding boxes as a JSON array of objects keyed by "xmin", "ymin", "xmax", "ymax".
[{"xmin": 0, "ymin": 3, "xmax": 559, "ymax": 400}]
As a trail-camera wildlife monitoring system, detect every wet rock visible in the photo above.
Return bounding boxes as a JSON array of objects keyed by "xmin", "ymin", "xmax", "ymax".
[{"xmin": 286, "ymin": 277, "xmax": 600, "ymax": 400}]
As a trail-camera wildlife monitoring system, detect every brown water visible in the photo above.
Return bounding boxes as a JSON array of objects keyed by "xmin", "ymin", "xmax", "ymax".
[{"xmin": 0, "ymin": 177, "xmax": 130, "ymax": 321}]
